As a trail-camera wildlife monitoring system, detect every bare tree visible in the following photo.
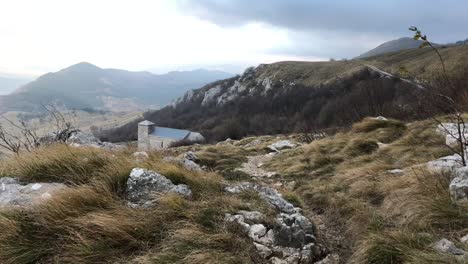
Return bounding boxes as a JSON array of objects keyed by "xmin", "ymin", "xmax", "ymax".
[{"xmin": 0, "ymin": 104, "xmax": 77, "ymax": 154}]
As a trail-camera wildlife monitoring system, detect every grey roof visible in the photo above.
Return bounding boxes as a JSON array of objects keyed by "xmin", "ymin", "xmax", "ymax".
[
  {"xmin": 139, "ymin": 120, "xmax": 155, "ymax": 126},
  {"xmin": 150, "ymin": 126, "xmax": 191, "ymax": 140}
]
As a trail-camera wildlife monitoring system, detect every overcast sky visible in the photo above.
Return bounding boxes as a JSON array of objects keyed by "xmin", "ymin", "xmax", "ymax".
[{"xmin": 0, "ymin": 0, "xmax": 466, "ymax": 77}]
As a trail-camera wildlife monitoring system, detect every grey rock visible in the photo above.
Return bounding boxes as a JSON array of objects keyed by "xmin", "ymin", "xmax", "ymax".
[
  {"xmin": 248, "ymin": 224, "xmax": 267, "ymax": 242},
  {"xmin": 254, "ymin": 242, "xmax": 273, "ymax": 259},
  {"xmin": 182, "ymin": 159, "xmax": 202, "ymax": 171},
  {"xmin": 427, "ymin": 154, "xmax": 463, "ymax": 172},
  {"xmin": 267, "ymin": 140, "xmax": 297, "ymax": 152},
  {"xmin": 460, "ymin": 234, "xmax": 468, "ymax": 244},
  {"xmin": 0, "ymin": 178, "xmax": 66, "ymax": 208},
  {"xmin": 433, "ymin": 238, "xmax": 467, "ymax": 255},
  {"xmin": 238, "ymin": 210, "xmax": 265, "ymax": 224},
  {"xmin": 450, "ymin": 167, "xmax": 468, "ymax": 202},
  {"xmin": 126, "ymin": 168, "xmax": 192, "ymax": 207},
  {"xmin": 372, "ymin": 116, "xmax": 388, "ymax": 121}
]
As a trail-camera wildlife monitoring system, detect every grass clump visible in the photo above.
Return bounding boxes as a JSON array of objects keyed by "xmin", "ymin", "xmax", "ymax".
[{"xmin": 196, "ymin": 145, "xmax": 249, "ymax": 172}]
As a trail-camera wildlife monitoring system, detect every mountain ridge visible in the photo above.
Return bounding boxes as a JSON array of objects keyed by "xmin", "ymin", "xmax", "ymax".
[{"xmin": 1, "ymin": 62, "xmax": 233, "ymax": 112}]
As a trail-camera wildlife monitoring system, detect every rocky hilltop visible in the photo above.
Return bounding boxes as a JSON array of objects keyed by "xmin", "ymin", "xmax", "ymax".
[{"xmin": 100, "ymin": 44, "xmax": 468, "ymax": 142}]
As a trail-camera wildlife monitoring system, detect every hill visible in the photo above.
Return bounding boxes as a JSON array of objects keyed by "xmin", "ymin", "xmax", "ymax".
[
  {"xmin": 0, "ymin": 116, "xmax": 466, "ymax": 263},
  {"xmin": 0, "ymin": 62, "xmax": 233, "ymax": 112},
  {"xmin": 98, "ymin": 45, "xmax": 468, "ymax": 142},
  {"xmin": 356, "ymin": 37, "xmax": 437, "ymax": 59}
]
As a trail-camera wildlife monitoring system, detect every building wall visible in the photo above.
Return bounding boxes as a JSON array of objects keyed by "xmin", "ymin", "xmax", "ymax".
[{"xmin": 148, "ymin": 136, "xmax": 177, "ymax": 150}]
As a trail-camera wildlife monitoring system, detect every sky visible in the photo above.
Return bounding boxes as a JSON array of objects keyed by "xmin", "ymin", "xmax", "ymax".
[{"xmin": 0, "ymin": 0, "xmax": 467, "ymax": 77}]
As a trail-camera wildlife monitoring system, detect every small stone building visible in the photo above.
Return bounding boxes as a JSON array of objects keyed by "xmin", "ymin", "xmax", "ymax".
[{"xmin": 138, "ymin": 120, "xmax": 205, "ymax": 151}]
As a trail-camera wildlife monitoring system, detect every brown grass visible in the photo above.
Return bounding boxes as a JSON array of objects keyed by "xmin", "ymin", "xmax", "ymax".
[{"xmin": 0, "ymin": 144, "xmax": 266, "ymax": 264}]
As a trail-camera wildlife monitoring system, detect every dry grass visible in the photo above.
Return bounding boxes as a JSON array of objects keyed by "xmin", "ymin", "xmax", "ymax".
[
  {"xmin": 265, "ymin": 117, "xmax": 466, "ymax": 262},
  {"xmin": 0, "ymin": 144, "xmax": 266, "ymax": 264}
]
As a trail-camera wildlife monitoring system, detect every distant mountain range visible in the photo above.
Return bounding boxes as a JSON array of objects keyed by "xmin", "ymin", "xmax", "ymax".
[{"xmin": 0, "ymin": 62, "xmax": 233, "ymax": 112}]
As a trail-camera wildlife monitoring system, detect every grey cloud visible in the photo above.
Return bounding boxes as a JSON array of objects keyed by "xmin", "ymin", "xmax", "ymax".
[{"xmin": 176, "ymin": 0, "xmax": 468, "ymax": 44}]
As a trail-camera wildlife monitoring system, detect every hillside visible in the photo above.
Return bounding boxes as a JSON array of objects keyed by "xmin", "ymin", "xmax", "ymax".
[
  {"xmin": 0, "ymin": 116, "xmax": 467, "ymax": 263},
  {"xmin": 99, "ymin": 45, "xmax": 468, "ymax": 142},
  {"xmin": 355, "ymin": 37, "xmax": 436, "ymax": 59},
  {"xmin": 0, "ymin": 62, "xmax": 232, "ymax": 112}
]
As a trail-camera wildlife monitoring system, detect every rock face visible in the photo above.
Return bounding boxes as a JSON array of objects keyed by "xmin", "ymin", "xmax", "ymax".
[
  {"xmin": 450, "ymin": 167, "xmax": 468, "ymax": 202},
  {"xmin": 126, "ymin": 168, "xmax": 192, "ymax": 207},
  {"xmin": 225, "ymin": 182, "xmax": 327, "ymax": 263},
  {"xmin": 67, "ymin": 131, "xmax": 124, "ymax": 151},
  {"xmin": 0, "ymin": 177, "xmax": 65, "ymax": 208}
]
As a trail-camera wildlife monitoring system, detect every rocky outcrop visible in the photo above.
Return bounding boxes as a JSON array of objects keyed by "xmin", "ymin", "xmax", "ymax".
[
  {"xmin": 0, "ymin": 177, "xmax": 65, "ymax": 208},
  {"xmin": 126, "ymin": 168, "xmax": 192, "ymax": 208},
  {"xmin": 449, "ymin": 167, "xmax": 468, "ymax": 202},
  {"xmin": 427, "ymin": 154, "xmax": 463, "ymax": 172},
  {"xmin": 225, "ymin": 182, "xmax": 328, "ymax": 263},
  {"xmin": 268, "ymin": 140, "xmax": 297, "ymax": 152}
]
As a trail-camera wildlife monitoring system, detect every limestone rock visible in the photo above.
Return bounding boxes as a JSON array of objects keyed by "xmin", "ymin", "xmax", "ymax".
[
  {"xmin": 126, "ymin": 168, "xmax": 192, "ymax": 207},
  {"xmin": 254, "ymin": 242, "xmax": 273, "ymax": 259},
  {"xmin": 427, "ymin": 154, "xmax": 463, "ymax": 172},
  {"xmin": 433, "ymin": 238, "xmax": 467, "ymax": 255},
  {"xmin": 0, "ymin": 177, "xmax": 65, "ymax": 208},
  {"xmin": 450, "ymin": 167, "xmax": 468, "ymax": 202},
  {"xmin": 268, "ymin": 140, "xmax": 297, "ymax": 152}
]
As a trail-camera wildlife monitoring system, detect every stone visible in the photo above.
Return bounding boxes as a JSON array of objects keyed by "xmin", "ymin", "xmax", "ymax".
[
  {"xmin": 254, "ymin": 242, "xmax": 273, "ymax": 259},
  {"xmin": 450, "ymin": 167, "xmax": 468, "ymax": 202},
  {"xmin": 0, "ymin": 177, "xmax": 65, "ymax": 208},
  {"xmin": 386, "ymin": 169, "xmax": 404, "ymax": 175},
  {"xmin": 433, "ymin": 238, "xmax": 467, "ymax": 255},
  {"xmin": 248, "ymin": 224, "xmax": 267, "ymax": 241},
  {"xmin": 268, "ymin": 140, "xmax": 297, "ymax": 152},
  {"xmin": 181, "ymin": 159, "xmax": 202, "ymax": 171},
  {"xmin": 436, "ymin": 123, "xmax": 468, "ymax": 146},
  {"xmin": 427, "ymin": 154, "xmax": 463, "ymax": 172},
  {"xmin": 372, "ymin": 116, "xmax": 388, "ymax": 121},
  {"xmin": 126, "ymin": 168, "xmax": 192, "ymax": 207},
  {"xmin": 238, "ymin": 210, "xmax": 265, "ymax": 224},
  {"xmin": 224, "ymin": 213, "xmax": 250, "ymax": 231},
  {"xmin": 460, "ymin": 234, "xmax": 468, "ymax": 244}
]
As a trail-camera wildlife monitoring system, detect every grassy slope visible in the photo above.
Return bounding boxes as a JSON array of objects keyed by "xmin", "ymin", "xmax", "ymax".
[
  {"xmin": 257, "ymin": 45, "xmax": 468, "ymax": 87},
  {"xmin": 0, "ymin": 145, "xmax": 272, "ymax": 264},
  {"xmin": 264, "ymin": 118, "xmax": 468, "ymax": 263}
]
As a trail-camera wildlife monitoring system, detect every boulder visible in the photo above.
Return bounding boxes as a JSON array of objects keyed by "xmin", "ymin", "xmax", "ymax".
[
  {"xmin": 450, "ymin": 167, "xmax": 468, "ymax": 202},
  {"xmin": 126, "ymin": 168, "xmax": 192, "ymax": 207},
  {"xmin": 427, "ymin": 154, "xmax": 463, "ymax": 172},
  {"xmin": 181, "ymin": 159, "xmax": 202, "ymax": 171},
  {"xmin": 254, "ymin": 242, "xmax": 273, "ymax": 259},
  {"xmin": 0, "ymin": 177, "xmax": 66, "ymax": 208},
  {"xmin": 460, "ymin": 234, "xmax": 468, "ymax": 245},
  {"xmin": 433, "ymin": 238, "xmax": 467, "ymax": 255},
  {"xmin": 267, "ymin": 140, "xmax": 297, "ymax": 152}
]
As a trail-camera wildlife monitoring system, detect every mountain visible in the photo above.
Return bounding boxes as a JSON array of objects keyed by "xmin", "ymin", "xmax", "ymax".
[
  {"xmin": 0, "ymin": 75, "xmax": 31, "ymax": 95},
  {"xmin": 0, "ymin": 62, "xmax": 233, "ymax": 112},
  {"xmin": 99, "ymin": 44, "xmax": 468, "ymax": 142},
  {"xmin": 356, "ymin": 37, "xmax": 438, "ymax": 59}
]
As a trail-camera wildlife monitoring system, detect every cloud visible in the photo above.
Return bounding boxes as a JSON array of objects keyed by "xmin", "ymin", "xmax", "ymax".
[{"xmin": 176, "ymin": 0, "xmax": 468, "ymax": 57}]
